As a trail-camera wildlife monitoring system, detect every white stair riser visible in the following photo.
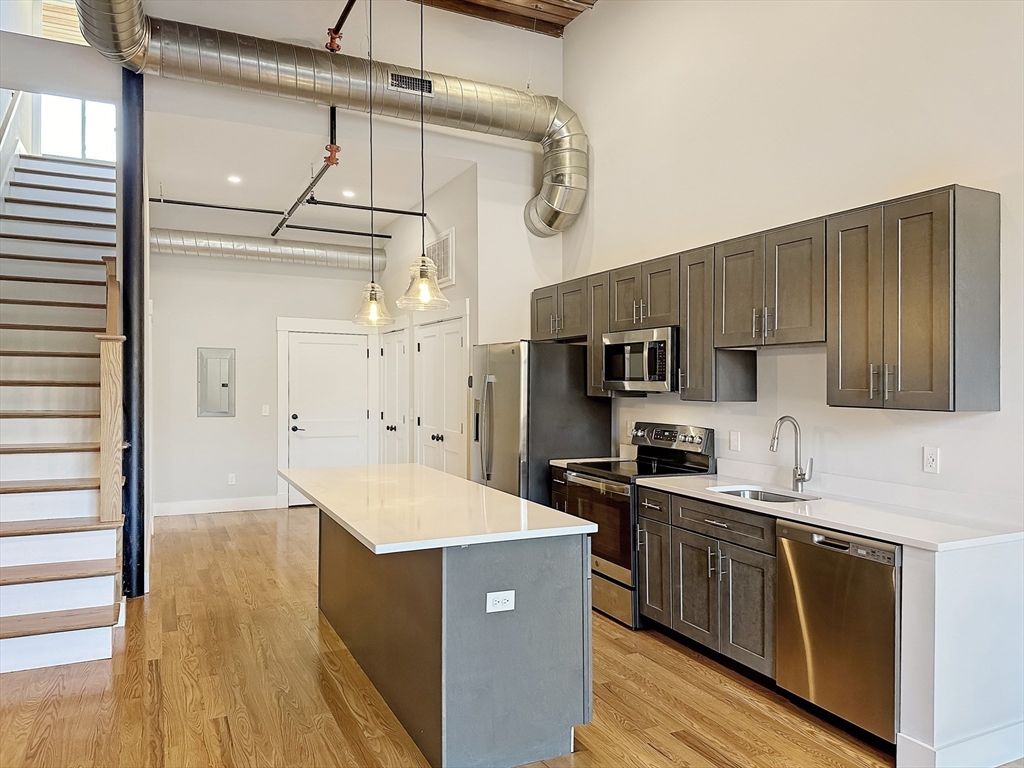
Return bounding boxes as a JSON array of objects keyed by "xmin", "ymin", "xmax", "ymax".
[
  {"xmin": 0, "ymin": 528, "xmax": 116, "ymax": 565},
  {"xmin": 17, "ymin": 157, "xmax": 115, "ymax": 178},
  {"xmin": 1, "ymin": 218, "xmax": 116, "ymax": 242},
  {"xmin": 12, "ymin": 170, "xmax": 115, "ymax": 193},
  {"xmin": 0, "ymin": 355, "xmax": 100, "ymax": 380},
  {"xmin": 2, "ymin": 202, "xmax": 116, "ymax": 225},
  {"xmin": 0, "ymin": 386, "xmax": 100, "ymax": 411},
  {"xmin": 0, "ymin": 488, "xmax": 99, "ymax": 521},
  {"xmin": 0, "ymin": 236, "xmax": 113, "ymax": 261},
  {"xmin": 7, "ymin": 185, "xmax": 116, "ymax": 208},
  {"xmin": 0, "ymin": 303, "xmax": 106, "ymax": 327},
  {"xmin": 0, "ymin": 328, "xmax": 101, "ymax": 353},
  {"xmin": 0, "ymin": 575, "xmax": 117, "ymax": 617},
  {"xmin": 0, "ymin": 258, "xmax": 107, "ymax": 282},
  {"xmin": 0, "ymin": 452, "xmax": 100, "ymax": 482},
  {"xmin": 0, "ymin": 279, "xmax": 106, "ymax": 304},
  {"xmin": 0, "ymin": 417, "xmax": 99, "ymax": 443},
  {"xmin": 0, "ymin": 626, "xmax": 113, "ymax": 672}
]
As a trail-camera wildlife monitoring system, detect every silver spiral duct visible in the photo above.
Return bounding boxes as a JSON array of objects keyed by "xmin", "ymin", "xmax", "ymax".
[
  {"xmin": 150, "ymin": 228, "xmax": 386, "ymax": 271},
  {"xmin": 75, "ymin": 0, "xmax": 588, "ymax": 237}
]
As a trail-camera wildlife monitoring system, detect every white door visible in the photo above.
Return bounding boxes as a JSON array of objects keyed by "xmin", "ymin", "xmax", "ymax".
[
  {"xmin": 380, "ymin": 328, "xmax": 410, "ymax": 464},
  {"xmin": 415, "ymin": 318, "xmax": 468, "ymax": 477},
  {"xmin": 288, "ymin": 332, "xmax": 369, "ymax": 505}
]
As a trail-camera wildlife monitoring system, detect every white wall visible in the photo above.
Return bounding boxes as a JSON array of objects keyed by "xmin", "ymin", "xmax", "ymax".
[
  {"xmin": 149, "ymin": 254, "xmax": 368, "ymax": 513},
  {"xmin": 562, "ymin": 0, "xmax": 1024, "ymax": 524}
]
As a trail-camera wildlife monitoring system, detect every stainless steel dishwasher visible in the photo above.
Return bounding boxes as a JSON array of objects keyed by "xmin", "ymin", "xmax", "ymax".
[{"xmin": 776, "ymin": 521, "xmax": 901, "ymax": 742}]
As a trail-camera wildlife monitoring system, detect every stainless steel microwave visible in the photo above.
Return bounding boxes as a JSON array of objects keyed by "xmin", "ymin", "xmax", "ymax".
[{"xmin": 601, "ymin": 327, "xmax": 677, "ymax": 392}]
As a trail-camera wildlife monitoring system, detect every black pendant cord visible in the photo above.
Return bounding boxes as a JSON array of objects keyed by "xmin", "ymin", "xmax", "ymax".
[
  {"xmin": 420, "ymin": 0, "xmax": 426, "ymax": 257},
  {"xmin": 368, "ymin": 0, "xmax": 375, "ymax": 285}
]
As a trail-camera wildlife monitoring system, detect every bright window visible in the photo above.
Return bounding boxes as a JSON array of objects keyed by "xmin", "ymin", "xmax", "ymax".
[
  {"xmin": 40, "ymin": 95, "xmax": 116, "ymax": 161},
  {"xmin": 85, "ymin": 101, "xmax": 116, "ymax": 161}
]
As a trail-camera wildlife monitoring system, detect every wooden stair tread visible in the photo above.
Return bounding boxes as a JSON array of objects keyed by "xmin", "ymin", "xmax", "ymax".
[
  {"xmin": 1, "ymin": 253, "xmax": 108, "ymax": 267},
  {"xmin": 0, "ymin": 558, "xmax": 119, "ymax": 586},
  {"xmin": 0, "ymin": 477, "xmax": 100, "ymax": 494},
  {"xmin": 0, "ymin": 297, "xmax": 106, "ymax": 309},
  {"xmin": 0, "ymin": 603, "xmax": 120, "ymax": 639},
  {"xmin": 3, "ymin": 197, "xmax": 115, "ymax": 214},
  {"xmin": 0, "ymin": 213, "xmax": 115, "ymax": 229},
  {"xmin": 0, "ymin": 322, "xmax": 106, "ymax": 333},
  {"xmin": 0, "ymin": 516, "xmax": 122, "ymax": 537},
  {"xmin": 0, "ymin": 350, "xmax": 101, "ymax": 358},
  {"xmin": 12, "ymin": 168, "xmax": 115, "ymax": 185},
  {"xmin": 0, "ymin": 380, "xmax": 100, "ymax": 387},
  {"xmin": 0, "ymin": 410, "xmax": 100, "ymax": 419},
  {"xmin": 0, "ymin": 442, "xmax": 100, "ymax": 454},
  {"xmin": 9, "ymin": 181, "xmax": 115, "ymax": 198},
  {"xmin": 0, "ymin": 274, "xmax": 106, "ymax": 286},
  {"xmin": 0, "ymin": 232, "xmax": 115, "ymax": 248},
  {"xmin": 20, "ymin": 155, "xmax": 115, "ymax": 170}
]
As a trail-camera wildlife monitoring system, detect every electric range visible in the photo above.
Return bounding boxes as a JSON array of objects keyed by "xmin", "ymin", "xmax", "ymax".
[{"xmin": 566, "ymin": 421, "xmax": 715, "ymax": 628}]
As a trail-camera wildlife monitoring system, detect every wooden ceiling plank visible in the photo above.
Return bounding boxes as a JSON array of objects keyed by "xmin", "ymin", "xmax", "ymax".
[
  {"xmin": 466, "ymin": 0, "xmax": 577, "ymax": 26},
  {"xmin": 417, "ymin": 0, "xmax": 565, "ymax": 37}
]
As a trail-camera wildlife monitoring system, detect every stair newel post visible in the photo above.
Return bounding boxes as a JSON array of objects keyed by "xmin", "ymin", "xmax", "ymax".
[{"xmin": 96, "ymin": 333, "xmax": 124, "ymax": 524}]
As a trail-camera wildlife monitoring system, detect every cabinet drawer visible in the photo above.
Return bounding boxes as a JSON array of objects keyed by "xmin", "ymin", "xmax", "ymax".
[
  {"xmin": 672, "ymin": 496, "xmax": 776, "ymax": 555},
  {"xmin": 637, "ymin": 488, "xmax": 670, "ymax": 523},
  {"xmin": 551, "ymin": 466, "xmax": 567, "ymax": 487}
]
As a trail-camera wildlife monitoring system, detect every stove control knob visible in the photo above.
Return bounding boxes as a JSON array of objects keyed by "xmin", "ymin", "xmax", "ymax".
[
  {"xmin": 695, "ymin": 435, "xmax": 703, "ymax": 444},
  {"xmin": 685, "ymin": 435, "xmax": 695, "ymax": 443}
]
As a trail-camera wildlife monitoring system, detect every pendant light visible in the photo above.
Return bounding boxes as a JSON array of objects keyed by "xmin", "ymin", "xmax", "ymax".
[
  {"xmin": 396, "ymin": 0, "xmax": 450, "ymax": 312},
  {"xmin": 353, "ymin": 0, "xmax": 394, "ymax": 327}
]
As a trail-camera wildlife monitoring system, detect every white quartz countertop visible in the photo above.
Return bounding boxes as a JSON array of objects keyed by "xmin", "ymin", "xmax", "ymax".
[
  {"xmin": 279, "ymin": 464, "xmax": 597, "ymax": 554},
  {"xmin": 636, "ymin": 474, "xmax": 1024, "ymax": 552}
]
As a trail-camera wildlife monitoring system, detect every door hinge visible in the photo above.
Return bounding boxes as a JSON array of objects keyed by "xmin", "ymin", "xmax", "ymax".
[
  {"xmin": 417, "ymin": 416, "xmax": 421, "ymax": 426},
  {"xmin": 381, "ymin": 411, "xmax": 384, "ymax": 420},
  {"xmin": 367, "ymin": 349, "xmax": 370, "ymax": 358},
  {"xmin": 461, "ymin": 423, "xmax": 464, "ymax": 434},
  {"xmin": 367, "ymin": 410, "xmax": 370, "ymax": 419},
  {"xmin": 461, "ymin": 337, "xmax": 464, "ymax": 347},
  {"xmin": 417, "ymin": 342, "xmax": 421, "ymax": 352},
  {"xmin": 467, "ymin": 375, "xmax": 473, "ymax": 388},
  {"xmin": 380, "ymin": 348, "xmax": 384, "ymax": 356}
]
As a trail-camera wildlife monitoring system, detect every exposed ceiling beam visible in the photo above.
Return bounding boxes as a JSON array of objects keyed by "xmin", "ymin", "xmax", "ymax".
[{"xmin": 412, "ymin": 0, "xmax": 597, "ymax": 37}]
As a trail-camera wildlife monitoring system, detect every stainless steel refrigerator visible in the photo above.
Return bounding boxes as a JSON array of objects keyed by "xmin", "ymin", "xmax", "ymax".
[{"xmin": 471, "ymin": 341, "xmax": 611, "ymax": 505}]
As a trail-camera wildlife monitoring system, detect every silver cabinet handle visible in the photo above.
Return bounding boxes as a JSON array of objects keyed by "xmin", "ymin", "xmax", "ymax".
[
  {"xmin": 639, "ymin": 299, "xmax": 646, "ymax": 323},
  {"xmin": 554, "ymin": 315, "xmax": 561, "ymax": 333},
  {"xmin": 632, "ymin": 300, "xmax": 638, "ymax": 324},
  {"xmin": 719, "ymin": 555, "xmax": 728, "ymax": 583},
  {"xmin": 707, "ymin": 546, "xmax": 716, "ymax": 578},
  {"xmin": 679, "ymin": 367, "xmax": 687, "ymax": 390},
  {"xmin": 704, "ymin": 518, "xmax": 729, "ymax": 529},
  {"xmin": 549, "ymin": 315, "xmax": 554, "ymax": 334},
  {"xmin": 641, "ymin": 500, "xmax": 662, "ymax": 511},
  {"xmin": 764, "ymin": 306, "xmax": 775, "ymax": 336},
  {"xmin": 752, "ymin": 307, "xmax": 761, "ymax": 338},
  {"xmin": 552, "ymin": 478, "xmax": 566, "ymax": 485},
  {"xmin": 884, "ymin": 363, "xmax": 895, "ymax": 401},
  {"xmin": 869, "ymin": 363, "xmax": 877, "ymax": 400}
]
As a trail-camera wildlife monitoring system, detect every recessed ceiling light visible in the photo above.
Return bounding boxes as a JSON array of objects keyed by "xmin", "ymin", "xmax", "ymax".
[
  {"xmin": 227, "ymin": 175, "xmax": 241, "ymax": 183},
  {"xmin": 342, "ymin": 190, "xmax": 356, "ymax": 198}
]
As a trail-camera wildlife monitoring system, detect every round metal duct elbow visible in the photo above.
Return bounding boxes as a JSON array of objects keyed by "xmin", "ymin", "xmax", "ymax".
[
  {"xmin": 75, "ymin": 0, "xmax": 589, "ymax": 237},
  {"xmin": 150, "ymin": 229, "xmax": 386, "ymax": 271}
]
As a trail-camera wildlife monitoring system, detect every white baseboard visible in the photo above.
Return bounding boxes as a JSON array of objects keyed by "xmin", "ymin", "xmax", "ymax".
[
  {"xmin": 153, "ymin": 494, "xmax": 284, "ymax": 517},
  {"xmin": 898, "ymin": 721, "xmax": 1024, "ymax": 768}
]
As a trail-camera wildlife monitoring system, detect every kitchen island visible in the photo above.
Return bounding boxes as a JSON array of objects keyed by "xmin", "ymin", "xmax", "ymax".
[{"xmin": 279, "ymin": 463, "xmax": 597, "ymax": 768}]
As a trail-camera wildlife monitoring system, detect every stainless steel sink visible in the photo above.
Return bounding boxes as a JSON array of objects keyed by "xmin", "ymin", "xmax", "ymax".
[{"xmin": 708, "ymin": 485, "xmax": 820, "ymax": 503}]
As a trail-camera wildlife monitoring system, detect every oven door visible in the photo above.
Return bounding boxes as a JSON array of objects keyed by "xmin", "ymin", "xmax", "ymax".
[{"xmin": 567, "ymin": 472, "xmax": 634, "ymax": 586}]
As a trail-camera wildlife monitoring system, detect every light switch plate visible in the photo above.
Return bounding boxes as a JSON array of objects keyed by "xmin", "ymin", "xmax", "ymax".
[
  {"xmin": 923, "ymin": 447, "xmax": 940, "ymax": 474},
  {"xmin": 486, "ymin": 590, "xmax": 515, "ymax": 613},
  {"xmin": 729, "ymin": 431, "xmax": 741, "ymax": 452},
  {"xmin": 228, "ymin": 473, "xmax": 236, "ymax": 485},
  {"xmin": 261, "ymin": 405, "xmax": 270, "ymax": 416}
]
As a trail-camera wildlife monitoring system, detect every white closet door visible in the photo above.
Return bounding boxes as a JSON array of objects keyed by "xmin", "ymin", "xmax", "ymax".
[
  {"xmin": 415, "ymin": 318, "xmax": 468, "ymax": 478},
  {"xmin": 380, "ymin": 328, "xmax": 410, "ymax": 464},
  {"xmin": 288, "ymin": 332, "xmax": 369, "ymax": 505}
]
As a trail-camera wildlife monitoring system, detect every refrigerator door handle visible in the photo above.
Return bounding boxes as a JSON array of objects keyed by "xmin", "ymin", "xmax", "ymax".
[{"xmin": 482, "ymin": 374, "xmax": 496, "ymax": 481}]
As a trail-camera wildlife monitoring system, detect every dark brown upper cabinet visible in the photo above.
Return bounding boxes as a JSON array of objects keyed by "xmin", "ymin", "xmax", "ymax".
[
  {"xmin": 827, "ymin": 186, "xmax": 1000, "ymax": 412},
  {"xmin": 530, "ymin": 277, "xmax": 588, "ymax": 341},
  {"xmin": 586, "ymin": 273, "xmax": 610, "ymax": 397},
  {"xmin": 609, "ymin": 255, "xmax": 680, "ymax": 332},
  {"xmin": 715, "ymin": 222, "xmax": 825, "ymax": 348},
  {"xmin": 679, "ymin": 247, "xmax": 757, "ymax": 402}
]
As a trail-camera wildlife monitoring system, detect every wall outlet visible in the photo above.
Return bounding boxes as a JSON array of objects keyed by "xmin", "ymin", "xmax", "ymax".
[
  {"xmin": 729, "ymin": 431, "xmax": 741, "ymax": 452},
  {"xmin": 228, "ymin": 473, "xmax": 236, "ymax": 485},
  {"xmin": 923, "ymin": 447, "xmax": 940, "ymax": 474},
  {"xmin": 261, "ymin": 405, "xmax": 270, "ymax": 416},
  {"xmin": 486, "ymin": 590, "xmax": 515, "ymax": 613}
]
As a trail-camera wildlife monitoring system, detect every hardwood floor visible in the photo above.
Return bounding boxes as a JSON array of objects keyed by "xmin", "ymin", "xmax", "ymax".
[{"xmin": 0, "ymin": 507, "xmax": 894, "ymax": 768}]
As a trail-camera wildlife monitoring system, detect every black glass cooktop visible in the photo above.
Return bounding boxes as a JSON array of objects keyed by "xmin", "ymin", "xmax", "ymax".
[{"xmin": 566, "ymin": 457, "xmax": 708, "ymax": 484}]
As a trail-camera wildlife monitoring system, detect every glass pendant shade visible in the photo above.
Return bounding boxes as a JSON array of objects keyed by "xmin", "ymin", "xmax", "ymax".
[
  {"xmin": 396, "ymin": 255, "xmax": 450, "ymax": 310},
  {"xmin": 353, "ymin": 282, "xmax": 395, "ymax": 326}
]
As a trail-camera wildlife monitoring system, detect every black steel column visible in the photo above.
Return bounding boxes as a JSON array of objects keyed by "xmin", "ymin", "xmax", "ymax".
[{"xmin": 121, "ymin": 69, "xmax": 145, "ymax": 598}]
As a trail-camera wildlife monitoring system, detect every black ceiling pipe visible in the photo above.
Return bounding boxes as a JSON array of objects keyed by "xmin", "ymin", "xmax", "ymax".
[{"xmin": 121, "ymin": 68, "xmax": 145, "ymax": 599}]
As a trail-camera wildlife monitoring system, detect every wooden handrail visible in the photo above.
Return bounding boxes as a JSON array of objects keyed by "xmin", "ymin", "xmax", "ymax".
[{"xmin": 97, "ymin": 257, "xmax": 123, "ymax": 523}]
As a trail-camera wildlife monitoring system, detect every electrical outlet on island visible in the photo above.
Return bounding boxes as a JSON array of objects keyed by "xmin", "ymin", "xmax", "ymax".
[{"xmin": 486, "ymin": 590, "xmax": 515, "ymax": 613}]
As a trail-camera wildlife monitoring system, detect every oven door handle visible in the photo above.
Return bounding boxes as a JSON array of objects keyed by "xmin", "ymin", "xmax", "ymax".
[{"xmin": 566, "ymin": 472, "xmax": 631, "ymax": 498}]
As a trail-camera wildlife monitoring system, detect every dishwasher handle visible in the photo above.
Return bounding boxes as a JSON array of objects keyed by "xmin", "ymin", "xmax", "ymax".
[{"xmin": 813, "ymin": 534, "xmax": 851, "ymax": 552}]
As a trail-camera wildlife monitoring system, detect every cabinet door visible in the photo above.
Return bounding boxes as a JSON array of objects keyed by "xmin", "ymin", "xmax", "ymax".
[
  {"xmin": 557, "ymin": 277, "xmax": 589, "ymax": 339},
  {"xmin": 641, "ymin": 254, "xmax": 679, "ymax": 327},
  {"xmin": 638, "ymin": 518, "xmax": 672, "ymax": 626},
  {"xmin": 765, "ymin": 220, "xmax": 825, "ymax": 345},
  {"xmin": 679, "ymin": 247, "xmax": 715, "ymax": 401},
  {"xmin": 608, "ymin": 264, "xmax": 643, "ymax": 332},
  {"xmin": 883, "ymin": 192, "xmax": 953, "ymax": 411},
  {"xmin": 827, "ymin": 208, "xmax": 884, "ymax": 408},
  {"xmin": 718, "ymin": 542, "xmax": 776, "ymax": 678},
  {"xmin": 714, "ymin": 235, "xmax": 765, "ymax": 347},
  {"xmin": 670, "ymin": 528, "xmax": 719, "ymax": 650},
  {"xmin": 531, "ymin": 286, "xmax": 557, "ymax": 341},
  {"xmin": 586, "ymin": 273, "xmax": 610, "ymax": 397}
]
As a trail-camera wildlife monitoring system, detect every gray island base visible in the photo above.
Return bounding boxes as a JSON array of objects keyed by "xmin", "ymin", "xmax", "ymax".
[{"xmin": 318, "ymin": 511, "xmax": 593, "ymax": 768}]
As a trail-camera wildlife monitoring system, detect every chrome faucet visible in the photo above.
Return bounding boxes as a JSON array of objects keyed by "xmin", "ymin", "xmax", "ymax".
[{"xmin": 770, "ymin": 415, "xmax": 813, "ymax": 492}]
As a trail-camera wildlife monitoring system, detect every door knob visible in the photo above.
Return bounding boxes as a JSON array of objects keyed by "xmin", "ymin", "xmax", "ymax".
[
  {"xmin": 291, "ymin": 413, "xmax": 298, "ymax": 420},
  {"xmin": 438, "ymin": 434, "xmax": 445, "ymax": 443},
  {"xmin": 291, "ymin": 426, "xmax": 305, "ymax": 432}
]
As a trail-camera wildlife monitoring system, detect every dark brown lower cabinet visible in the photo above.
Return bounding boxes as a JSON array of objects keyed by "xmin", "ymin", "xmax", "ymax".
[
  {"xmin": 663, "ymin": 524, "xmax": 777, "ymax": 678},
  {"xmin": 550, "ymin": 468, "xmax": 567, "ymax": 513},
  {"xmin": 638, "ymin": 517, "xmax": 671, "ymax": 627}
]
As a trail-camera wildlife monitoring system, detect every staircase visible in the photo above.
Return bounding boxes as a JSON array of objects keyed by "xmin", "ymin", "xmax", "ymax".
[{"xmin": 0, "ymin": 154, "xmax": 125, "ymax": 674}]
